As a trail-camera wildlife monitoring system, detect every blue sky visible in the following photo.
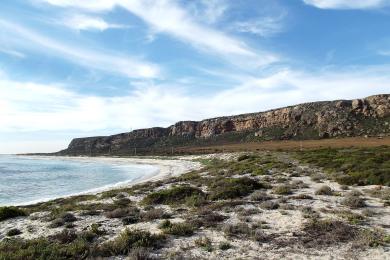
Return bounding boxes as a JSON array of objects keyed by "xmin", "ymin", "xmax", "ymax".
[{"xmin": 1, "ymin": 0, "xmax": 390, "ymax": 153}]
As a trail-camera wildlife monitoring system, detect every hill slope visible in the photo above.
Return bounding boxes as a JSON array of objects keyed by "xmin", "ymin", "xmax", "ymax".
[{"xmin": 57, "ymin": 94, "xmax": 390, "ymax": 156}]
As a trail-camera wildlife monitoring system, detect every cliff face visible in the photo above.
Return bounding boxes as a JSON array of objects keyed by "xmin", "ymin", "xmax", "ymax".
[{"xmin": 60, "ymin": 94, "xmax": 390, "ymax": 155}]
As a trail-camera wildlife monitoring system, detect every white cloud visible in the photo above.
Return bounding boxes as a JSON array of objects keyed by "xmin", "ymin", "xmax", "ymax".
[
  {"xmin": 191, "ymin": 0, "xmax": 228, "ymax": 24},
  {"xmin": 0, "ymin": 48, "xmax": 26, "ymax": 58},
  {"xmin": 1, "ymin": 65, "xmax": 390, "ymax": 153},
  {"xmin": 40, "ymin": 0, "xmax": 117, "ymax": 12},
  {"xmin": 40, "ymin": 0, "xmax": 277, "ymax": 66},
  {"xmin": 0, "ymin": 19, "xmax": 159, "ymax": 78},
  {"xmin": 303, "ymin": 0, "xmax": 390, "ymax": 9},
  {"xmin": 62, "ymin": 14, "xmax": 127, "ymax": 31},
  {"xmin": 232, "ymin": 14, "xmax": 285, "ymax": 37}
]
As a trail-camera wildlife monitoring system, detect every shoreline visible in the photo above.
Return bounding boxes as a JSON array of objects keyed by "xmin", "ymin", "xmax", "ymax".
[{"xmin": 4, "ymin": 155, "xmax": 202, "ymax": 207}]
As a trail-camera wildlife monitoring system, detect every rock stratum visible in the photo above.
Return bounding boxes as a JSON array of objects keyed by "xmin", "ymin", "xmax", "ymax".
[{"xmin": 58, "ymin": 94, "xmax": 390, "ymax": 156}]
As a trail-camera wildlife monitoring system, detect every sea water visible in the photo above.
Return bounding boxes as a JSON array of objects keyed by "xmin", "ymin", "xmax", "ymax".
[{"xmin": 0, "ymin": 155, "xmax": 158, "ymax": 206}]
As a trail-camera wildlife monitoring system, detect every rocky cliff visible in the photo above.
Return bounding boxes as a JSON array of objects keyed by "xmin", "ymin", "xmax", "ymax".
[{"xmin": 58, "ymin": 94, "xmax": 390, "ymax": 155}]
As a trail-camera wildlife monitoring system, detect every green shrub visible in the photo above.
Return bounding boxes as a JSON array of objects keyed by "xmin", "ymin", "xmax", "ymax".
[
  {"xmin": 189, "ymin": 208, "xmax": 226, "ymax": 228},
  {"xmin": 60, "ymin": 212, "xmax": 77, "ymax": 222},
  {"xmin": 296, "ymin": 147, "xmax": 390, "ymax": 186},
  {"xmin": 7, "ymin": 228, "xmax": 21, "ymax": 237},
  {"xmin": 0, "ymin": 237, "xmax": 90, "ymax": 259},
  {"xmin": 141, "ymin": 208, "xmax": 170, "ymax": 221},
  {"xmin": 0, "ymin": 207, "xmax": 26, "ymax": 221},
  {"xmin": 222, "ymin": 223, "xmax": 251, "ymax": 238},
  {"xmin": 194, "ymin": 237, "xmax": 213, "ymax": 252},
  {"xmin": 114, "ymin": 197, "xmax": 131, "ymax": 207},
  {"xmin": 301, "ymin": 219, "xmax": 358, "ymax": 247},
  {"xmin": 342, "ymin": 195, "xmax": 366, "ymax": 209},
  {"xmin": 90, "ymin": 223, "xmax": 106, "ymax": 236},
  {"xmin": 260, "ymin": 201, "xmax": 279, "ymax": 210},
  {"xmin": 272, "ymin": 184, "xmax": 292, "ymax": 195},
  {"xmin": 250, "ymin": 191, "xmax": 272, "ymax": 201},
  {"xmin": 105, "ymin": 207, "xmax": 140, "ymax": 219},
  {"xmin": 98, "ymin": 229, "xmax": 165, "ymax": 256},
  {"xmin": 49, "ymin": 218, "xmax": 65, "ymax": 228},
  {"xmin": 237, "ymin": 154, "xmax": 252, "ymax": 161},
  {"xmin": 142, "ymin": 186, "xmax": 205, "ymax": 205},
  {"xmin": 209, "ymin": 177, "xmax": 265, "ymax": 200},
  {"xmin": 127, "ymin": 247, "xmax": 153, "ymax": 260},
  {"xmin": 315, "ymin": 185, "xmax": 333, "ymax": 195},
  {"xmin": 160, "ymin": 221, "xmax": 195, "ymax": 237},
  {"xmin": 219, "ymin": 241, "xmax": 232, "ymax": 250}
]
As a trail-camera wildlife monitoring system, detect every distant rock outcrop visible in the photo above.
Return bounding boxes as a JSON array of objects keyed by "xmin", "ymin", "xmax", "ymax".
[{"xmin": 58, "ymin": 94, "xmax": 390, "ymax": 156}]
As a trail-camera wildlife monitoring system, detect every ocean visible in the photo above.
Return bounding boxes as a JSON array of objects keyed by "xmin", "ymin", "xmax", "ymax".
[{"xmin": 0, "ymin": 155, "xmax": 158, "ymax": 206}]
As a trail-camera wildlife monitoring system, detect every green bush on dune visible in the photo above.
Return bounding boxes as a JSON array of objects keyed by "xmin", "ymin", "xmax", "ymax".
[
  {"xmin": 141, "ymin": 186, "xmax": 205, "ymax": 205},
  {"xmin": 0, "ymin": 207, "xmax": 27, "ymax": 221},
  {"xmin": 209, "ymin": 177, "xmax": 266, "ymax": 200},
  {"xmin": 296, "ymin": 147, "xmax": 390, "ymax": 186}
]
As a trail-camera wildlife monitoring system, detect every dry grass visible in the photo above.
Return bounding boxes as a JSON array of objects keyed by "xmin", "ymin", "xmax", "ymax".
[{"xmin": 174, "ymin": 137, "xmax": 390, "ymax": 154}]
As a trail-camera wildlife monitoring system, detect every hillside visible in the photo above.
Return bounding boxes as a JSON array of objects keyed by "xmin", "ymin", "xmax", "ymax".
[{"xmin": 57, "ymin": 94, "xmax": 390, "ymax": 156}]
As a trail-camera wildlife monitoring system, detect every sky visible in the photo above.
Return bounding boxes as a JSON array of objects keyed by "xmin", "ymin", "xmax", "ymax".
[{"xmin": 1, "ymin": 0, "xmax": 390, "ymax": 154}]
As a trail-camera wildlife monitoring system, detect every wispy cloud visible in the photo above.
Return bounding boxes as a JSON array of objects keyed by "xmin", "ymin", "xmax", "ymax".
[
  {"xmin": 191, "ymin": 0, "xmax": 228, "ymax": 24},
  {"xmin": 302, "ymin": 0, "xmax": 390, "ymax": 10},
  {"xmin": 0, "ymin": 19, "xmax": 159, "ymax": 78},
  {"xmin": 232, "ymin": 13, "xmax": 286, "ymax": 37},
  {"xmin": 40, "ymin": 0, "xmax": 277, "ymax": 67},
  {"xmin": 0, "ymin": 48, "xmax": 26, "ymax": 58},
  {"xmin": 61, "ymin": 14, "xmax": 128, "ymax": 31}
]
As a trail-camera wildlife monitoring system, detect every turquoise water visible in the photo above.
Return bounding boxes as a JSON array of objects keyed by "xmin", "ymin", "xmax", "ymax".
[{"xmin": 0, "ymin": 156, "xmax": 157, "ymax": 206}]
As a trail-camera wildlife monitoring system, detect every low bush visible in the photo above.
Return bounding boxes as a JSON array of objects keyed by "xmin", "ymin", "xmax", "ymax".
[
  {"xmin": 60, "ymin": 212, "xmax": 77, "ymax": 223},
  {"xmin": 209, "ymin": 177, "xmax": 266, "ymax": 200},
  {"xmin": 315, "ymin": 185, "xmax": 333, "ymax": 196},
  {"xmin": 301, "ymin": 219, "xmax": 358, "ymax": 247},
  {"xmin": 114, "ymin": 198, "xmax": 132, "ymax": 207},
  {"xmin": 142, "ymin": 186, "xmax": 205, "ymax": 205},
  {"xmin": 219, "ymin": 241, "xmax": 232, "ymax": 250},
  {"xmin": 272, "ymin": 185, "xmax": 292, "ymax": 195},
  {"xmin": 237, "ymin": 154, "xmax": 253, "ymax": 161},
  {"xmin": 90, "ymin": 223, "xmax": 106, "ymax": 236},
  {"xmin": 250, "ymin": 191, "xmax": 272, "ymax": 201},
  {"xmin": 160, "ymin": 221, "xmax": 195, "ymax": 237},
  {"xmin": 222, "ymin": 223, "xmax": 251, "ymax": 238},
  {"xmin": 194, "ymin": 237, "xmax": 213, "ymax": 252},
  {"xmin": 342, "ymin": 195, "xmax": 366, "ymax": 209},
  {"xmin": 98, "ymin": 228, "xmax": 165, "ymax": 256},
  {"xmin": 6, "ymin": 228, "xmax": 21, "ymax": 237},
  {"xmin": 191, "ymin": 208, "xmax": 226, "ymax": 228},
  {"xmin": 122, "ymin": 215, "xmax": 141, "ymax": 225},
  {"xmin": 291, "ymin": 194, "xmax": 313, "ymax": 200},
  {"xmin": 301, "ymin": 206, "xmax": 320, "ymax": 219},
  {"xmin": 141, "ymin": 208, "xmax": 170, "ymax": 221},
  {"xmin": 0, "ymin": 237, "xmax": 90, "ymax": 259},
  {"xmin": 260, "ymin": 201, "xmax": 279, "ymax": 210},
  {"xmin": 52, "ymin": 229, "xmax": 77, "ymax": 244},
  {"xmin": 127, "ymin": 247, "xmax": 154, "ymax": 260},
  {"xmin": 296, "ymin": 147, "xmax": 390, "ymax": 186},
  {"xmin": 105, "ymin": 207, "xmax": 140, "ymax": 219},
  {"xmin": 0, "ymin": 207, "xmax": 27, "ymax": 221},
  {"xmin": 252, "ymin": 229, "xmax": 269, "ymax": 243},
  {"xmin": 49, "ymin": 218, "xmax": 65, "ymax": 228}
]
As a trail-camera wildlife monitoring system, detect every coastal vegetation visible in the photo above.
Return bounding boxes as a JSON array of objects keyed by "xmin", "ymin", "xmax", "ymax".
[
  {"xmin": 296, "ymin": 146, "xmax": 390, "ymax": 186},
  {"xmin": 1, "ymin": 148, "xmax": 390, "ymax": 259},
  {"xmin": 0, "ymin": 207, "xmax": 27, "ymax": 221}
]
